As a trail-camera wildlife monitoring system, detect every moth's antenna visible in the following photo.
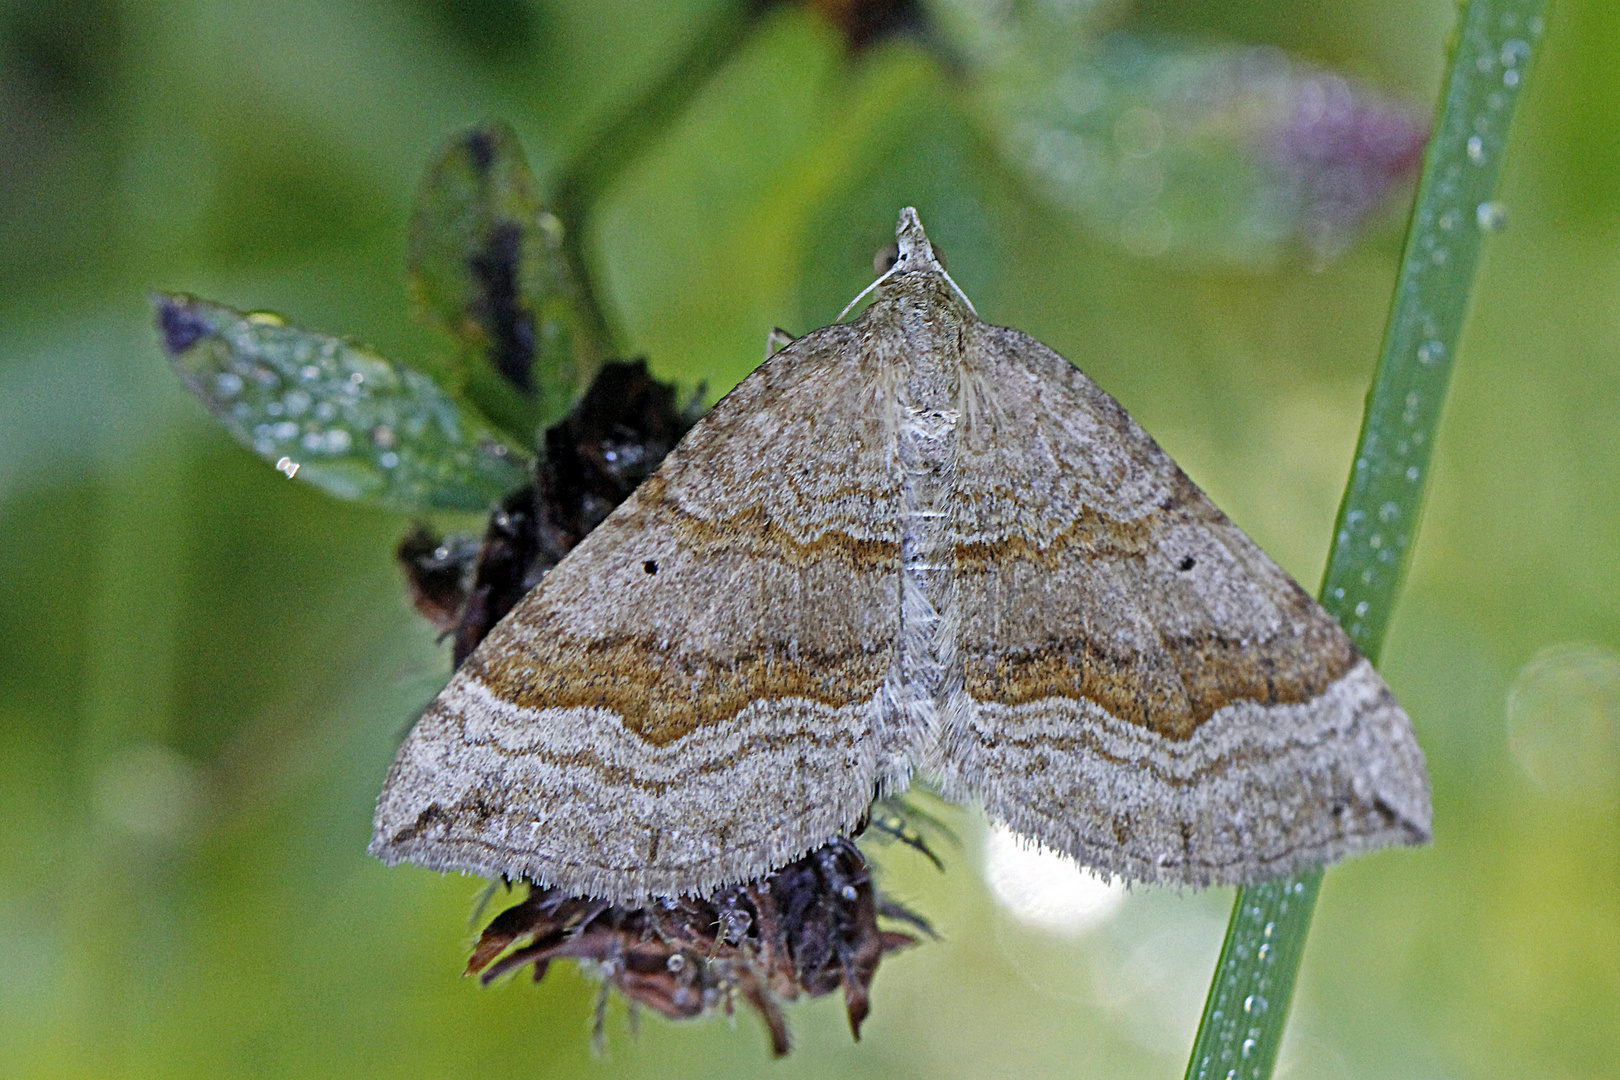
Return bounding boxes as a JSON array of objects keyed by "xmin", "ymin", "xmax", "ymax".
[
  {"xmin": 937, "ymin": 264, "xmax": 977, "ymax": 317},
  {"xmin": 836, "ymin": 258, "xmax": 904, "ymax": 323},
  {"xmin": 838, "ymin": 207, "xmax": 977, "ymax": 322}
]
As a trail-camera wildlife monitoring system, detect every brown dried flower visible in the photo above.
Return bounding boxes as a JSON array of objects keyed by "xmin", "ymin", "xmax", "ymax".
[{"xmin": 466, "ymin": 837, "xmax": 930, "ymax": 1054}]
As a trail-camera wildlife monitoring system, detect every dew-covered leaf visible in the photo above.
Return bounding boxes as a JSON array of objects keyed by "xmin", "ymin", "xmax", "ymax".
[
  {"xmin": 409, "ymin": 120, "xmax": 593, "ymax": 441},
  {"xmin": 931, "ymin": 0, "xmax": 1426, "ymax": 264},
  {"xmin": 155, "ymin": 293, "xmax": 530, "ymax": 514}
]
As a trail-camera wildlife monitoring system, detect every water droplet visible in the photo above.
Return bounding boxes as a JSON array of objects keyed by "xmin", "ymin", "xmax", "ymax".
[
  {"xmin": 1241, "ymin": 1038, "xmax": 1257, "ymax": 1058},
  {"xmin": 1406, "ymin": 465, "xmax": 1421, "ymax": 481},
  {"xmin": 1262, "ymin": 921, "xmax": 1274, "ymax": 938},
  {"xmin": 1430, "ymin": 247, "xmax": 1449, "ymax": 266},
  {"xmin": 215, "ymin": 372, "xmax": 244, "ymax": 397},
  {"xmin": 1379, "ymin": 501, "xmax": 1400, "ymax": 523},
  {"xmin": 1257, "ymin": 943, "xmax": 1271, "ymax": 962},
  {"xmin": 841, "ymin": 884, "xmax": 859, "ymax": 901},
  {"xmin": 314, "ymin": 401, "xmax": 336, "ymax": 422},
  {"xmin": 284, "ymin": 390, "xmax": 311, "ymax": 417},
  {"xmin": 1368, "ymin": 534, "xmax": 1382, "ymax": 549},
  {"xmin": 666, "ymin": 954, "xmax": 686, "ymax": 972},
  {"xmin": 1476, "ymin": 201, "xmax": 1509, "ymax": 232},
  {"xmin": 1506, "ymin": 643, "xmax": 1620, "ymax": 799},
  {"xmin": 1438, "ymin": 209, "xmax": 1460, "ymax": 231},
  {"xmin": 1503, "ymin": 68, "xmax": 1520, "ymax": 88},
  {"xmin": 1418, "ymin": 339, "xmax": 1445, "ymax": 365},
  {"xmin": 1501, "ymin": 39, "xmax": 1530, "ymax": 66},
  {"xmin": 265, "ymin": 400, "xmax": 285, "ymax": 417},
  {"xmin": 1466, "ymin": 135, "xmax": 1485, "ymax": 163},
  {"xmin": 300, "ymin": 364, "xmax": 321, "ymax": 381},
  {"xmin": 324, "ymin": 429, "xmax": 352, "ymax": 454},
  {"xmin": 271, "ymin": 421, "xmax": 298, "ymax": 441},
  {"xmin": 1331, "ymin": 587, "xmax": 1345, "ymax": 600},
  {"xmin": 1244, "ymin": 994, "xmax": 1268, "ymax": 1015},
  {"xmin": 1354, "ymin": 600, "xmax": 1370, "ymax": 617},
  {"xmin": 274, "ymin": 456, "xmax": 300, "ymax": 479},
  {"xmin": 301, "ymin": 430, "xmax": 323, "ymax": 451},
  {"xmin": 379, "ymin": 451, "xmax": 399, "ymax": 469}
]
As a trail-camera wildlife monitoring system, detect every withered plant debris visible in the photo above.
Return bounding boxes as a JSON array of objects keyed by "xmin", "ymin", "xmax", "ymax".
[
  {"xmin": 395, "ymin": 357, "xmax": 939, "ymax": 1054},
  {"xmin": 467, "ymin": 838, "xmax": 929, "ymax": 1055},
  {"xmin": 397, "ymin": 528, "xmax": 482, "ymax": 634},
  {"xmin": 395, "ymin": 358, "xmax": 700, "ymax": 665},
  {"xmin": 797, "ymin": 0, "xmax": 930, "ymax": 52}
]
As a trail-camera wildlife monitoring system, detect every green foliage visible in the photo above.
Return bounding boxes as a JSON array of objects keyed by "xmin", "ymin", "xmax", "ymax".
[
  {"xmin": 933, "ymin": 0, "xmax": 1427, "ymax": 264},
  {"xmin": 156, "ymin": 293, "xmax": 530, "ymax": 513},
  {"xmin": 1184, "ymin": 3, "xmax": 1548, "ymax": 1078},
  {"xmin": 4, "ymin": 1, "xmax": 1617, "ymax": 1078},
  {"xmin": 409, "ymin": 121, "xmax": 595, "ymax": 441}
]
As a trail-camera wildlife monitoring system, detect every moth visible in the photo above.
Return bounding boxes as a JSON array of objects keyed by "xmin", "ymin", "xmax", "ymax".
[{"xmin": 372, "ymin": 208, "xmax": 1431, "ymax": 902}]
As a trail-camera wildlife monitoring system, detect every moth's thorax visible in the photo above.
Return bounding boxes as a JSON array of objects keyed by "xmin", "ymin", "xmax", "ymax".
[{"xmin": 863, "ymin": 268, "xmax": 972, "ymax": 733}]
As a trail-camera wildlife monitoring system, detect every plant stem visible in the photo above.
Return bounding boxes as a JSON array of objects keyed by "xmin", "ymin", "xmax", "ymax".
[
  {"xmin": 548, "ymin": 2, "xmax": 770, "ymax": 357},
  {"xmin": 1181, "ymin": 2, "xmax": 1547, "ymax": 1078}
]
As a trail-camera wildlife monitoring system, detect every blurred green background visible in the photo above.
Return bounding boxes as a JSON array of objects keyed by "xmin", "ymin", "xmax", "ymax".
[{"xmin": 3, "ymin": 1, "xmax": 1618, "ymax": 1077}]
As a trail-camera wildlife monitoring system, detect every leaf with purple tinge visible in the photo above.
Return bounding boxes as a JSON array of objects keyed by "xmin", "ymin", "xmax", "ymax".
[
  {"xmin": 409, "ymin": 121, "xmax": 594, "ymax": 443},
  {"xmin": 932, "ymin": 0, "xmax": 1425, "ymax": 264},
  {"xmin": 155, "ymin": 293, "xmax": 530, "ymax": 514}
]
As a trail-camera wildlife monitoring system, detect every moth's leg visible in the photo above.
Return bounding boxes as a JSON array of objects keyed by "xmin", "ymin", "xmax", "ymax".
[{"xmin": 764, "ymin": 327, "xmax": 796, "ymax": 359}]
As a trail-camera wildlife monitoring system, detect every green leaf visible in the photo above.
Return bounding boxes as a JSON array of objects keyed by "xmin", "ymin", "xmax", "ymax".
[
  {"xmin": 408, "ymin": 120, "xmax": 596, "ymax": 441},
  {"xmin": 1183, "ymin": 3, "xmax": 1547, "ymax": 1079},
  {"xmin": 154, "ymin": 293, "xmax": 530, "ymax": 514},
  {"xmin": 932, "ymin": 0, "xmax": 1426, "ymax": 264}
]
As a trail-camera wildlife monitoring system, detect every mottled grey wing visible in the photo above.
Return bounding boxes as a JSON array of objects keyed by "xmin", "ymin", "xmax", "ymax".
[
  {"xmin": 934, "ymin": 324, "xmax": 1431, "ymax": 886},
  {"xmin": 371, "ymin": 325, "xmax": 913, "ymax": 902}
]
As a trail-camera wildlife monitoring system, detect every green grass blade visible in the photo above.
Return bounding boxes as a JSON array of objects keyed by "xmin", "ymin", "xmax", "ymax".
[{"xmin": 1182, "ymin": 3, "xmax": 1547, "ymax": 1079}]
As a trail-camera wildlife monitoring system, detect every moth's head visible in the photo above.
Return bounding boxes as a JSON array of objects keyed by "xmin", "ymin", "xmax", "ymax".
[
  {"xmin": 837, "ymin": 207, "xmax": 977, "ymax": 323},
  {"xmin": 875, "ymin": 206, "xmax": 946, "ymax": 277},
  {"xmin": 868, "ymin": 206, "xmax": 977, "ymax": 317}
]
